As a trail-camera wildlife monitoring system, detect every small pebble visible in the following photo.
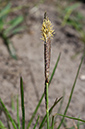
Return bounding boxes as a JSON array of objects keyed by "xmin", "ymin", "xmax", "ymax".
[{"xmin": 80, "ymin": 75, "xmax": 85, "ymax": 81}]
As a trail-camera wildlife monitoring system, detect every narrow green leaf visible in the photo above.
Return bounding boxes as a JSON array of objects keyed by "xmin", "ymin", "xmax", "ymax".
[
  {"xmin": 33, "ymin": 116, "xmax": 39, "ymax": 129},
  {"xmin": 0, "ymin": 19, "xmax": 4, "ymax": 31},
  {"xmin": 0, "ymin": 3, "xmax": 11, "ymax": 19},
  {"xmin": 62, "ymin": 4, "xmax": 80, "ymax": 27},
  {"xmin": 57, "ymin": 53, "xmax": 85, "ymax": 129},
  {"xmin": 6, "ymin": 118, "xmax": 11, "ymax": 129},
  {"xmin": 20, "ymin": 77, "xmax": 25, "ymax": 129},
  {"xmin": 56, "ymin": 113, "xmax": 85, "ymax": 123},
  {"xmin": 77, "ymin": 119, "xmax": 80, "ymax": 129},
  {"xmin": 51, "ymin": 116, "xmax": 54, "ymax": 129},
  {"xmin": 0, "ymin": 34, "xmax": 17, "ymax": 59},
  {"xmin": 65, "ymin": 3, "xmax": 80, "ymax": 12},
  {"xmin": 7, "ymin": 40, "xmax": 17, "ymax": 60},
  {"xmin": 11, "ymin": 96, "xmax": 15, "ymax": 111},
  {"xmin": 8, "ymin": 17, "xmax": 23, "ymax": 25},
  {"xmin": 26, "ymin": 53, "xmax": 61, "ymax": 129},
  {"xmin": 4, "ymin": 16, "xmax": 24, "ymax": 35},
  {"xmin": 54, "ymin": 90, "xmax": 65, "ymax": 124},
  {"xmin": 39, "ymin": 97, "xmax": 63, "ymax": 129},
  {"xmin": 26, "ymin": 93, "xmax": 44, "ymax": 129},
  {"xmin": 49, "ymin": 53, "xmax": 61, "ymax": 85},
  {"xmin": 8, "ymin": 27, "xmax": 24, "ymax": 37},
  {"xmin": 0, "ymin": 120, "xmax": 7, "ymax": 129},
  {"xmin": 0, "ymin": 99, "xmax": 17, "ymax": 129},
  {"xmin": 17, "ymin": 95, "xmax": 20, "ymax": 129}
]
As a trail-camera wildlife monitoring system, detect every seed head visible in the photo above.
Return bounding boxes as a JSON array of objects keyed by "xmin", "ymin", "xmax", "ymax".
[{"xmin": 41, "ymin": 15, "xmax": 54, "ymax": 42}]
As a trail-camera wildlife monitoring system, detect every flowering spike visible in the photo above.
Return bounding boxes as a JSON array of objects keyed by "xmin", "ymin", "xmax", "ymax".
[
  {"xmin": 41, "ymin": 13, "xmax": 55, "ymax": 119},
  {"xmin": 41, "ymin": 12, "xmax": 54, "ymax": 84},
  {"xmin": 41, "ymin": 13, "xmax": 54, "ymax": 42}
]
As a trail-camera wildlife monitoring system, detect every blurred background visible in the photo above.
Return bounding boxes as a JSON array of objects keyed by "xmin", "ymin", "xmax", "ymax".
[{"xmin": 0, "ymin": 0, "xmax": 85, "ymax": 128}]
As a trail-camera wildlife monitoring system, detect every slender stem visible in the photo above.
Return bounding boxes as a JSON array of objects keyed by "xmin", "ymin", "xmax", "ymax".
[
  {"xmin": 52, "ymin": 116, "xmax": 54, "ymax": 129},
  {"xmin": 26, "ymin": 53, "xmax": 61, "ymax": 129},
  {"xmin": 39, "ymin": 96, "xmax": 62, "ymax": 129},
  {"xmin": 20, "ymin": 77, "xmax": 25, "ymax": 129},
  {"xmin": 46, "ymin": 82, "xmax": 49, "ymax": 129}
]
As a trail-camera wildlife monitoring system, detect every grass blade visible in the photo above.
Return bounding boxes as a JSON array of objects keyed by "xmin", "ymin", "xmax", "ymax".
[
  {"xmin": 57, "ymin": 90, "xmax": 65, "ymax": 114},
  {"xmin": 0, "ymin": 3, "xmax": 11, "ymax": 19},
  {"xmin": 56, "ymin": 113, "xmax": 85, "ymax": 123},
  {"xmin": 65, "ymin": 3, "xmax": 80, "ymax": 12},
  {"xmin": 0, "ymin": 33, "xmax": 17, "ymax": 59},
  {"xmin": 33, "ymin": 116, "xmax": 39, "ymax": 129},
  {"xmin": 45, "ymin": 82, "xmax": 49, "ymax": 129},
  {"xmin": 54, "ymin": 90, "xmax": 65, "ymax": 122},
  {"xmin": 0, "ymin": 120, "xmax": 7, "ymax": 129},
  {"xmin": 26, "ymin": 53, "xmax": 61, "ymax": 129},
  {"xmin": 4, "ymin": 16, "xmax": 24, "ymax": 35},
  {"xmin": 7, "ymin": 40, "xmax": 17, "ymax": 60},
  {"xmin": 20, "ymin": 77, "xmax": 25, "ymax": 129},
  {"xmin": 26, "ymin": 92, "xmax": 44, "ymax": 129},
  {"xmin": 49, "ymin": 53, "xmax": 61, "ymax": 85},
  {"xmin": 39, "ymin": 97, "xmax": 62, "ymax": 129},
  {"xmin": 8, "ymin": 27, "xmax": 24, "ymax": 38},
  {"xmin": 51, "ymin": 116, "xmax": 54, "ymax": 129},
  {"xmin": 6, "ymin": 118, "xmax": 11, "ymax": 129},
  {"xmin": 17, "ymin": 95, "xmax": 20, "ymax": 129},
  {"xmin": 57, "ymin": 53, "xmax": 85, "ymax": 129},
  {"xmin": 0, "ymin": 19, "xmax": 4, "ymax": 31},
  {"xmin": 77, "ymin": 119, "xmax": 80, "ymax": 129},
  {"xmin": 0, "ymin": 99, "xmax": 17, "ymax": 129},
  {"xmin": 11, "ymin": 96, "xmax": 15, "ymax": 111}
]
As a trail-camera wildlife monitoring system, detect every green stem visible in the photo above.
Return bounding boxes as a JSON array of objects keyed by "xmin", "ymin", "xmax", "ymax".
[
  {"xmin": 20, "ymin": 77, "xmax": 25, "ymax": 129},
  {"xmin": 52, "ymin": 116, "xmax": 54, "ymax": 129},
  {"xmin": 26, "ymin": 53, "xmax": 61, "ymax": 129},
  {"xmin": 46, "ymin": 82, "xmax": 49, "ymax": 129}
]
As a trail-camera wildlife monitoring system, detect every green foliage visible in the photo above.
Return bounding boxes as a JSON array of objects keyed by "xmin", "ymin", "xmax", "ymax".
[
  {"xmin": 11, "ymin": 96, "xmax": 15, "ymax": 111},
  {"xmin": 26, "ymin": 53, "xmax": 61, "ymax": 129},
  {"xmin": 33, "ymin": 116, "xmax": 39, "ymax": 129},
  {"xmin": 0, "ymin": 3, "xmax": 24, "ymax": 59},
  {"xmin": 17, "ymin": 96, "xmax": 20, "ymax": 129},
  {"xmin": 39, "ymin": 97, "xmax": 63, "ymax": 129},
  {"xmin": 20, "ymin": 77, "xmax": 25, "ymax": 129},
  {"xmin": 57, "ymin": 53, "xmax": 85, "ymax": 129},
  {"xmin": 57, "ymin": 114, "xmax": 85, "ymax": 124},
  {"xmin": 0, "ymin": 99, "xmax": 17, "ymax": 129},
  {"xmin": 0, "ymin": 52, "xmax": 85, "ymax": 129},
  {"xmin": 58, "ymin": 1, "xmax": 85, "ymax": 56},
  {"xmin": 0, "ymin": 9, "xmax": 85, "ymax": 128},
  {"xmin": 51, "ymin": 116, "xmax": 54, "ymax": 129},
  {"xmin": 62, "ymin": 3, "xmax": 83, "ymax": 30},
  {"xmin": 0, "ymin": 120, "xmax": 7, "ymax": 129},
  {"xmin": 0, "ymin": 53, "xmax": 61, "ymax": 129}
]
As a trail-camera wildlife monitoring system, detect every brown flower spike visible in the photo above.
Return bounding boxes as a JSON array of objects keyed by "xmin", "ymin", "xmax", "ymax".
[{"xmin": 41, "ymin": 12, "xmax": 54, "ymax": 83}]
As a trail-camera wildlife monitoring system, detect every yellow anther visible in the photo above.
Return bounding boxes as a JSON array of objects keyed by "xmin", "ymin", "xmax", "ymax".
[{"xmin": 41, "ymin": 16, "xmax": 54, "ymax": 42}]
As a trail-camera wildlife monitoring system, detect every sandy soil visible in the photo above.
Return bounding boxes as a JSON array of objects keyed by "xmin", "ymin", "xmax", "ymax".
[{"xmin": 0, "ymin": 1, "xmax": 85, "ymax": 129}]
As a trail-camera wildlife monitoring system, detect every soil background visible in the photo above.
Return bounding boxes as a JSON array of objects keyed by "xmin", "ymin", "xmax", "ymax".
[{"xmin": 0, "ymin": 0, "xmax": 85, "ymax": 129}]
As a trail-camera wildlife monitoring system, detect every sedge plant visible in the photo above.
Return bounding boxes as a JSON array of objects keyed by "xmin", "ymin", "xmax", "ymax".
[
  {"xmin": 41, "ymin": 12, "xmax": 55, "ymax": 129},
  {"xmin": 0, "ymin": 12, "xmax": 85, "ymax": 129}
]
